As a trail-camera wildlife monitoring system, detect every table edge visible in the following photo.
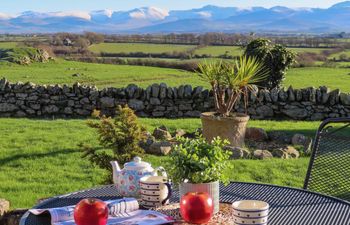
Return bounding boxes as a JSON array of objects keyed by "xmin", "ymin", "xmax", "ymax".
[
  {"xmin": 20, "ymin": 181, "xmax": 350, "ymax": 225},
  {"xmin": 233, "ymin": 181, "xmax": 350, "ymax": 205}
]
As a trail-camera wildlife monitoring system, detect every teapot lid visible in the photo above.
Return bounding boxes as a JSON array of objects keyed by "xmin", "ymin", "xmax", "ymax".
[{"xmin": 124, "ymin": 157, "xmax": 151, "ymax": 170}]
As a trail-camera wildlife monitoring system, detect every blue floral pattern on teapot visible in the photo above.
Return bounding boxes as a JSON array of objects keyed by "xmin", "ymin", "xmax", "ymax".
[{"xmin": 111, "ymin": 157, "xmax": 166, "ymax": 197}]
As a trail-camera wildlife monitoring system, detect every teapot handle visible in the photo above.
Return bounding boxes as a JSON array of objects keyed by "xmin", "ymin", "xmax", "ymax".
[{"xmin": 153, "ymin": 167, "xmax": 167, "ymax": 177}]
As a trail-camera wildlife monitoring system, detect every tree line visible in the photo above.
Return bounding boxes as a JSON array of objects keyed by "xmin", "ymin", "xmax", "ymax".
[{"xmin": 104, "ymin": 33, "xmax": 350, "ymax": 48}]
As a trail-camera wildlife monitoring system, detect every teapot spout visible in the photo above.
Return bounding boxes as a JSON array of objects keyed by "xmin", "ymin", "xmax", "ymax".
[{"xmin": 110, "ymin": 161, "xmax": 121, "ymax": 184}]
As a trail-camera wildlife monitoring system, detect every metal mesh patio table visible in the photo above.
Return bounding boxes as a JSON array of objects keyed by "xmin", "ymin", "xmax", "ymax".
[{"xmin": 20, "ymin": 182, "xmax": 350, "ymax": 225}]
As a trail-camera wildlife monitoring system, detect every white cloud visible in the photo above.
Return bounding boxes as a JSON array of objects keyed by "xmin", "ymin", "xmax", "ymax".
[
  {"xmin": 0, "ymin": 13, "xmax": 12, "ymax": 20},
  {"xmin": 129, "ymin": 7, "xmax": 169, "ymax": 20},
  {"xmin": 91, "ymin": 9, "xmax": 113, "ymax": 18},
  {"xmin": 296, "ymin": 7, "xmax": 314, "ymax": 12},
  {"xmin": 196, "ymin": 11, "xmax": 212, "ymax": 18},
  {"xmin": 103, "ymin": 9, "xmax": 113, "ymax": 18},
  {"xmin": 49, "ymin": 11, "xmax": 91, "ymax": 20}
]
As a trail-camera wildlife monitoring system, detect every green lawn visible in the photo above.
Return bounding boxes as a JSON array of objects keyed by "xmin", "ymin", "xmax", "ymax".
[
  {"xmin": 0, "ymin": 42, "xmax": 19, "ymax": 49},
  {"xmin": 0, "ymin": 59, "xmax": 205, "ymax": 88},
  {"xmin": 89, "ymin": 43, "xmax": 196, "ymax": 54},
  {"xmin": 283, "ymin": 67, "xmax": 350, "ymax": 92},
  {"xmin": 0, "ymin": 118, "xmax": 320, "ymax": 209}
]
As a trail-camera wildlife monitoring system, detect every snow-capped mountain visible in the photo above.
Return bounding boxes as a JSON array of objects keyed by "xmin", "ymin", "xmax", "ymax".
[{"xmin": 1, "ymin": 2, "xmax": 350, "ymax": 33}]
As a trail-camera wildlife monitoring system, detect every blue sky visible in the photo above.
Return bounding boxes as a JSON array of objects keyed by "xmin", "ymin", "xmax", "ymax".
[{"xmin": 1, "ymin": 0, "xmax": 346, "ymax": 14}]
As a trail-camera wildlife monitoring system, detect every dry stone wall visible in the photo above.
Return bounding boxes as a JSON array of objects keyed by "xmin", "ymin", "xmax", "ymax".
[{"xmin": 0, "ymin": 78, "xmax": 350, "ymax": 120}]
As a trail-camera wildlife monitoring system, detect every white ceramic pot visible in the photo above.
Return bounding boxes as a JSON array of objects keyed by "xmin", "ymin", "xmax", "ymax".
[
  {"xmin": 179, "ymin": 181, "xmax": 220, "ymax": 214},
  {"xmin": 232, "ymin": 200, "xmax": 270, "ymax": 225}
]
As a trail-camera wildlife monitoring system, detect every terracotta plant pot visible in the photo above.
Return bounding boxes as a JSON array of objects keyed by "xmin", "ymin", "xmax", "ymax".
[
  {"xmin": 201, "ymin": 112, "xmax": 250, "ymax": 147},
  {"xmin": 179, "ymin": 181, "xmax": 220, "ymax": 214}
]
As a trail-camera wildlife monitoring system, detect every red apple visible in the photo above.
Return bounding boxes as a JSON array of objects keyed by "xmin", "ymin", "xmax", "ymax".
[
  {"xmin": 74, "ymin": 198, "xmax": 108, "ymax": 225},
  {"xmin": 180, "ymin": 192, "xmax": 214, "ymax": 224}
]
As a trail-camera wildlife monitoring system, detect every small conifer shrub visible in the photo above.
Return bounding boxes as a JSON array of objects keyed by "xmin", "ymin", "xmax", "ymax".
[{"xmin": 81, "ymin": 105, "xmax": 146, "ymax": 181}]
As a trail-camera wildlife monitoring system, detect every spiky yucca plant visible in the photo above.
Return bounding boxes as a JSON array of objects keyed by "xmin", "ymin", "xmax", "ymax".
[{"xmin": 197, "ymin": 56, "xmax": 267, "ymax": 117}]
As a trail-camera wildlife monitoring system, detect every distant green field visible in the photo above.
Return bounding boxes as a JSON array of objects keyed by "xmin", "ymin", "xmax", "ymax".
[
  {"xmin": 90, "ymin": 43, "xmax": 334, "ymax": 58},
  {"xmin": 1, "ymin": 59, "xmax": 349, "ymax": 92},
  {"xmin": 0, "ymin": 59, "xmax": 206, "ymax": 88},
  {"xmin": 194, "ymin": 46, "xmax": 243, "ymax": 57},
  {"xmin": 194, "ymin": 46, "xmax": 330, "ymax": 57},
  {"xmin": 329, "ymin": 50, "xmax": 350, "ymax": 60},
  {"xmin": 89, "ymin": 43, "xmax": 196, "ymax": 54},
  {"xmin": 0, "ymin": 42, "xmax": 18, "ymax": 49},
  {"xmin": 284, "ymin": 67, "xmax": 350, "ymax": 92},
  {"xmin": 336, "ymin": 62, "xmax": 350, "ymax": 67},
  {"xmin": 288, "ymin": 48, "xmax": 328, "ymax": 54}
]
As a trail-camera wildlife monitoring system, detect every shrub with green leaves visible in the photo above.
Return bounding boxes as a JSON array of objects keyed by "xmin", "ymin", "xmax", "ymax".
[
  {"xmin": 168, "ymin": 136, "xmax": 232, "ymax": 185},
  {"xmin": 244, "ymin": 38, "xmax": 296, "ymax": 89},
  {"xmin": 81, "ymin": 105, "xmax": 146, "ymax": 181}
]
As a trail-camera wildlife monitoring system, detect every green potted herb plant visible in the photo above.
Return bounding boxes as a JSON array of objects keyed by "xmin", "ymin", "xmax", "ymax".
[
  {"xmin": 197, "ymin": 56, "xmax": 267, "ymax": 147},
  {"xmin": 168, "ymin": 136, "xmax": 232, "ymax": 213}
]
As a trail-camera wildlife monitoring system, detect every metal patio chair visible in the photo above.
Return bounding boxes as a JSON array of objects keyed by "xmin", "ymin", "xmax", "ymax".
[{"xmin": 304, "ymin": 117, "xmax": 350, "ymax": 201}]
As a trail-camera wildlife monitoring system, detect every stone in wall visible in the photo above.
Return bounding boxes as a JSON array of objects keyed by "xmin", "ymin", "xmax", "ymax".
[{"xmin": 0, "ymin": 77, "xmax": 350, "ymax": 120}]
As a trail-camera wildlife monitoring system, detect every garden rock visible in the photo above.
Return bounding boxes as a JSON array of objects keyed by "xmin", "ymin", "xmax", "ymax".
[
  {"xmin": 0, "ymin": 199, "xmax": 10, "ymax": 217},
  {"xmin": 272, "ymin": 149, "xmax": 289, "ymax": 159},
  {"xmin": 139, "ymin": 132, "xmax": 155, "ymax": 152},
  {"xmin": 268, "ymin": 131, "xmax": 292, "ymax": 144},
  {"xmin": 253, "ymin": 150, "xmax": 273, "ymax": 160},
  {"xmin": 291, "ymin": 134, "xmax": 312, "ymax": 154},
  {"xmin": 148, "ymin": 141, "xmax": 172, "ymax": 155},
  {"xmin": 158, "ymin": 125, "xmax": 169, "ymax": 131},
  {"xmin": 291, "ymin": 134, "xmax": 307, "ymax": 146},
  {"xmin": 281, "ymin": 146, "xmax": 300, "ymax": 158},
  {"xmin": 245, "ymin": 127, "xmax": 268, "ymax": 142},
  {"xmin": 224, "ymin": 146, "xmax": 250, "ymax": 159},
  {"xmin": 0, "ymin": 209, "xmax": 27, "ymax": 225},
  {"xmin": 152, "ymin": 127, "xmax": 172, "ymax": 140},
  {"xmin": 174, "ymin": 129, "xmax": 186, "ymax": 138}
]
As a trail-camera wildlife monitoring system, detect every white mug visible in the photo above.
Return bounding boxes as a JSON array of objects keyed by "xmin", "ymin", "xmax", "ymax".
[
  {"xmin": 140, "ymin": 175, "xmax": 172, "ymax": 208},
  {"xmin": 232, "ymin": 200, "xmax": 269, "ymax": 225}
]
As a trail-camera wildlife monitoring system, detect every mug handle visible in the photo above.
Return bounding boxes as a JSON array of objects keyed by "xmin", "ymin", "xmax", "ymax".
[
  {"xmin": 162, "ymin": 182, "xmax": 172, "ymax": 205},
  {"xmin": 154, "ymin": 166, "xmax": 167, "ymax": 177}
]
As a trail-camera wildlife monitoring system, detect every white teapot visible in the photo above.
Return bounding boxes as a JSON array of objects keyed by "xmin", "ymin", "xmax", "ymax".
[{"xmin": 110, "ymin": 156, "xmax": 166, "ymax": 197}]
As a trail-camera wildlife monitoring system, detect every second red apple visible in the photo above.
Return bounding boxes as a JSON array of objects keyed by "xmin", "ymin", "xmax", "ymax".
[{"xmin": 180, "ymin": 192, "xmax": 214, "ymax": 224}]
